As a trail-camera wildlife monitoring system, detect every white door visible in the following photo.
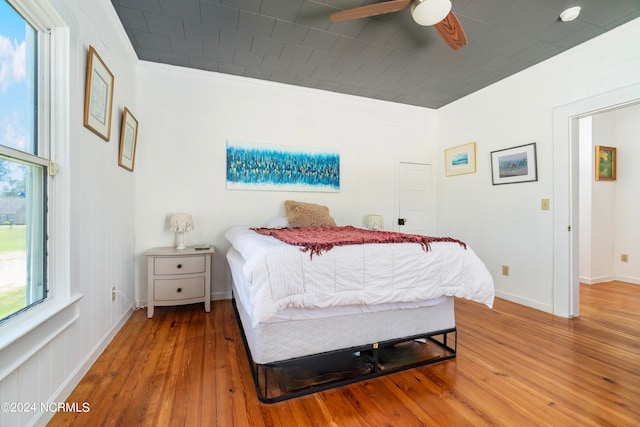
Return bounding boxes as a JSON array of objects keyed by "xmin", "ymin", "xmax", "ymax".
[{"xmin": 398, "ymin": 162, "xmax": 435, "ymax": 235}]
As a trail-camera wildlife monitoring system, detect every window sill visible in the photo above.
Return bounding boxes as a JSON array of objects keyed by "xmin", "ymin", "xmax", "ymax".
[{"xmin": 0, "ymin": 293, "xmax": 84, "ymax": 381}]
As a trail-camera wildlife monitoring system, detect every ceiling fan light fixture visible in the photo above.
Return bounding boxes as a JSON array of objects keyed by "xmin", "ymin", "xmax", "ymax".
[
  {"xmin": 411, "ymin": 0, "xmax": 452, "ymax": 26},
  {"xmin": 559, "ymin": 6, "xmax": 581, "ymax": 22}
]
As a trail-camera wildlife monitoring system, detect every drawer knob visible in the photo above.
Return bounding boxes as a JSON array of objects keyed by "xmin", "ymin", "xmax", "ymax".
[
  {"xmin": 177, "ymin": 264, "xmax": 182, "ymax": 269},
  {"xmin": 177, "ymin": 288, "xmax": 182, "ymax": 293}
]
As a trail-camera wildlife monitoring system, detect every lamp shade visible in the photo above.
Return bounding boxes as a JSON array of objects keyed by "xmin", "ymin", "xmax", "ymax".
[
  {"xmin": 411, "ymin": 0, "xmax": 452, "ymax": 26},
  {"xmin": 168, "ymin": 213, "xmax": 194, "ymax": 232},
  {"xmin": 367, "ymin": 214, "xmax": 384, "ymax": 230}
]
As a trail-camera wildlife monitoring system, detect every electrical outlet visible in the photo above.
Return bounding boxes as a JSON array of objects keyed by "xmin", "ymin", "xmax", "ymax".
[
  {"xmin": 502, "ymin": 265, "xmax": 510, "ymax": 276},
  {"xmin": 111, "ymin": 286, "xmax": 116, "ymax": 302},
  {"xmin": 621, "ymin": 254, "xmax": 629, "ymax": 262}
]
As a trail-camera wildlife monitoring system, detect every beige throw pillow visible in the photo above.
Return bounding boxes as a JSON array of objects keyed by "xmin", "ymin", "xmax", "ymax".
[{"xmin": 284, "ymin": 200, "xmax": 336, "ymax": 228}]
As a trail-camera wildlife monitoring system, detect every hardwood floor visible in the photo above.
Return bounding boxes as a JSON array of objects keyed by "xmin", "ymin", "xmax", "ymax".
[{"xmin": 49, "ymin": 282, "xmax": 640, "ymax": 426}]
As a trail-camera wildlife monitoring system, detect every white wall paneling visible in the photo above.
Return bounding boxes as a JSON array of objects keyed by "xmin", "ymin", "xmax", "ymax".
[{"xmin": 0, "ymin": 0, "xmax": 139, "ymax": 425}]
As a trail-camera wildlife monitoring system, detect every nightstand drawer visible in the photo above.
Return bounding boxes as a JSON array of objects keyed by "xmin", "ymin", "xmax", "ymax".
[
  {"xmin": 154, "ymin": 277, "xmax": 205, "ymax": 301},
  {"xmin": 154, "ymin": 255, "xmax": 205, "ymax": 275}
]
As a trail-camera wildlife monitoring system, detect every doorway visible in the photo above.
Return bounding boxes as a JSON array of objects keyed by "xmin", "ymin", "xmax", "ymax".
[
  {"xmin": 553, "ymin": 83, "xmax": 640, "ymax": 317},
  {"xmin": 578, "ymin": 108, "xmax": 639, "ymax": 286}
]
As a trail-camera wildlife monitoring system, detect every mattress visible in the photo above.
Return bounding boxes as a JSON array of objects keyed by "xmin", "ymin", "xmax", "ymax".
[
  {"xmin": 228, "ymin": 247, "xmax": 456, "ymax": 365},
  {"xmin": 226, "ymin": 226, "xmax": 494, "ymax": 326},
  {"xmin": 227, "ymin": 247, "xmax": 450, "ymax": 325}
]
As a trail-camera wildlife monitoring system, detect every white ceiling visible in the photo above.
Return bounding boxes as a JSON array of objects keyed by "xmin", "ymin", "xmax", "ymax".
[{"xmin": 111, "ymin": 0, "xmax": 640, "ymax": 109}]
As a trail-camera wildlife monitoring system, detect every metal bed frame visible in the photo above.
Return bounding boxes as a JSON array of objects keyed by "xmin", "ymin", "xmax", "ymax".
[{"xmin": 232, "ymin": 298, "xmax": 457, "ymax": 403}]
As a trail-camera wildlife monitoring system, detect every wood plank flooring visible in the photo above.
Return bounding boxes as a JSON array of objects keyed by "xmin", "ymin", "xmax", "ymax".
[{"xmin": 49, "ymin": 282, "xmax": 640, "ymax": 426}]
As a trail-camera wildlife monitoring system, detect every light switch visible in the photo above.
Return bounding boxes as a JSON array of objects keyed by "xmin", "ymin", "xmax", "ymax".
[{"xmin": 541, "ymin": 198, "xmax": 550, "ymax": 210}]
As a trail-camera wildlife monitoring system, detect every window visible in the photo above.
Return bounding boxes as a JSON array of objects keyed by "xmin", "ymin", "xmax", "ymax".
[{"xmin": 0, "ymin": 0, "xmax": 48, "ymax": 323}]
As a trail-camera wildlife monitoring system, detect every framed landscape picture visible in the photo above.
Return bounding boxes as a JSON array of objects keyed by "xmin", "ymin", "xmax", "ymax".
[
  {"xmin": 595, "ymin": 145, "xmax": 616, "ymax": 181},
  {"xmin": 445, "ymin": 142, "xmax": 476, "ymax": 176},
  {"xmin": 490, "ymin": 143, "xmax": 538, "ymax": 185}
]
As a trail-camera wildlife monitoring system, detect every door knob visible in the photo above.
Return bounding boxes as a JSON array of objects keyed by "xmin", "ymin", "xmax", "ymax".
[{"xmin": 398, "ymin": 218, "xmax": 407, "ymax": 225}]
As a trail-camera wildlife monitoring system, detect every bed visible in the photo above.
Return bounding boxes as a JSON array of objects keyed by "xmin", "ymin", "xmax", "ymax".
[{"xmin": 225, "ymin": 202, "xmax": 494, "ymax": 402}]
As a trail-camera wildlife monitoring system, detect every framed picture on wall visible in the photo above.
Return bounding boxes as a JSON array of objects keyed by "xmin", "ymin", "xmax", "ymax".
[
  {"xmin": 83, "ymin": 46, "xmax": 114, "ymax": 141},
  {"xmin": 118, "ymin": 107, "xmax": 138, "ymax": 171},
  {"xmin": 445, "ymin": 142, "xmax": 476, "ymax": 176},
  {"xmin": 226, "ymin": 141, "xmax": 340, "ymax": 192},
  {"xmin": 595, "ymin": 145, "xmax": 616, "ymax": 181},
  {"xmin": 490, "ymin": 143, "xmax": 538, "ymax": 185}
]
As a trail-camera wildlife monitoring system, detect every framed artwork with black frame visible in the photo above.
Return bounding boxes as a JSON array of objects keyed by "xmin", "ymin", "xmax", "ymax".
[{"xmin": 490, "ymin": 143, "xmax": 538, "ymax": 185}]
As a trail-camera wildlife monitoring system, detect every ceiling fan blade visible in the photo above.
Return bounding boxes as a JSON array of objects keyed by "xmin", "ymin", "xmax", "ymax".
[
  {"xmin": 330, "ymin": 0, "xmax": 411, "ymax": 22},
  {"xmin": 434, "ymin": 10, "xmax": 467, "ymax": 50}
]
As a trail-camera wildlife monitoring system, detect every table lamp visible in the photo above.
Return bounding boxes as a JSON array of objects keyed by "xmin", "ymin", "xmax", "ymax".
[
  {"xmin": 168, "ymin": 213, "xmax": 194, "ymax": 250},
  {"xmin": 366, "ymin": 214, "xmax": 384, "ymax": 230}
]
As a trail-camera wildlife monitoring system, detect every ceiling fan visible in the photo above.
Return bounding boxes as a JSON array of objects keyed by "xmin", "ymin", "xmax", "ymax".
[{"xmin": 330, "ymin": 0, "xmax": 467, "ymax": 51}]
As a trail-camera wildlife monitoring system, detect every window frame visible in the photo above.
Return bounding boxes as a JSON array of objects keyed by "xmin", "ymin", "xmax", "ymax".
[
  {"xmin": 0, "ymin": 0, "xmax": 51, "ymax": 323},
  {"xmin": 0, "ymin": 0, "xmax": 77, "ymax": 381},
  {"xmin": 0, "ymin": 148, "xmax": 48, "ymax": 323}
]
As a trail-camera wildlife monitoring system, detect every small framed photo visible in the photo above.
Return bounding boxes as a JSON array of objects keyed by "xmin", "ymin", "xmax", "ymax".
[
  {"xmin": 445, "ymin": 142, "xmax": 476, "ymax": 176},
  {"xmin": 595, "ymin": 145, "xmax": 616, "ymax": 181},
  {"xmin": 490, "ymin": 143, "xmax": 538, "ymax": 185},
  {"xmin": 83, "ymin": 46, "xmax": 114, "ymax": 141},
  {"xmin": 118, "ymin": 107, "xmax": 138, "ymax": 171}
]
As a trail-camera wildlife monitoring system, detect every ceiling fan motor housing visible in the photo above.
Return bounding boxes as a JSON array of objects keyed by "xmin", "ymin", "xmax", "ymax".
[{"xmin": 411, "ymin": 0, "xmax": 452, "ymax": 26}]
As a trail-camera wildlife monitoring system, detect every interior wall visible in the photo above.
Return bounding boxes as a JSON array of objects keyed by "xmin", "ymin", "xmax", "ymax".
[
  {"xmin": 611, "ymin": 104, "xmax": 640, "ymax": 283},
  {"xmin": 0, "ymin": 1, "xmax": 138, "ymax": 426},
  {"xmin": 578, "ymin": 117, "xmax": 593, "ymax": 281},
  {"xmin": 133, "ymin": 64, "xmax": 437, "ymax": 302},
  {"xmin": 595, "ymin": 104, "xmax": 640, "ymax": 284},
  {"xmin": 437, "ymin": 17, "xmax": 640, "ymax": 313},
  {"xmin": 589, "ymin": 113, "xmax": 617, "ymax": 281},
  {"xmin": 578, "ymin": 104, "xmax": 640, "ymax": 286}
]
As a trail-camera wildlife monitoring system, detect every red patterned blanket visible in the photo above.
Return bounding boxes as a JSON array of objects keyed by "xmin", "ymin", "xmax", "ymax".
[{"xmin": 252, "ymin": 226, "xmax": 466, "ymax": 257}]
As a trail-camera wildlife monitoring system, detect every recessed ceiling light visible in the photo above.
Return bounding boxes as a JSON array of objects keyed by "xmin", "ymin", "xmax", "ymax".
[{"xmin": 560, "ymin": 6, "xmax": 581, "ymax": 22}]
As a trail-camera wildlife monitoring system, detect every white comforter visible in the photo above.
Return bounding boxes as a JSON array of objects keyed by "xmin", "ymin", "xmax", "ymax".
[{"xmin": 226, "ymin": 227, "xmax": 495, "ymax": 326}]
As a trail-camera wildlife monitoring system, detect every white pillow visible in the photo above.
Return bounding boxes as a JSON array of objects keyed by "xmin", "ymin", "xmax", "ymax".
[
  {"xmin": 225, "ymin": 226, "xmax": 283, "ymax": 261},
  {"xmin": 265, "ymin": 216, "xmax": 290, "ymax": 228}
]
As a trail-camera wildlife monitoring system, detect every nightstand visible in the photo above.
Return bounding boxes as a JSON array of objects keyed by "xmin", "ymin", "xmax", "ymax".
[{"xmin": 145, "ymin": 246, "xmax": 214, "ymax": 318}]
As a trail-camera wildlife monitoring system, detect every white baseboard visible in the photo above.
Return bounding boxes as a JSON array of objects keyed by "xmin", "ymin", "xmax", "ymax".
[
  {"xmin": 33, "ymin": 308, "xmax": 133, "ymax": 427},
  {"xmin": 212, "ymin": 290, "xmax": 232, "ymax": 300},
  {"xmin": 136, "ymin": 291, "xmax": 232, "ymax": 308},
  {"xmin": 494, "ymin": 290, "xmax": 553, "ymax": 314},
  {"xmin": 579, "ymin": 275, "xmax": 640, "ymax": 285},
  {"xmin": 614, "ymin": 275, "xmax": 640, "ymax": 285}
]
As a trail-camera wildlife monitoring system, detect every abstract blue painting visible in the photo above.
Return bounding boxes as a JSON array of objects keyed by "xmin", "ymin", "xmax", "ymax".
[{"xmin": 226, "ymin": 141, "xmax": 340, "ymax": 192}]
